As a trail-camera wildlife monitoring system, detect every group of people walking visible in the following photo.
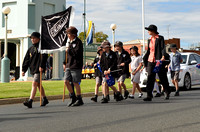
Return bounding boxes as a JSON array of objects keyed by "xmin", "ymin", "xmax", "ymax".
[{"xmin": 21, "ymin": 24, "xmax": 182, "ymax": 108}]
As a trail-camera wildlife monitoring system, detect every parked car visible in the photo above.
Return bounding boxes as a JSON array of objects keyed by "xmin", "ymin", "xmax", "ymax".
[{"xmin": 139, "ymin": 52, "xmax": 200, "ymax": 90}]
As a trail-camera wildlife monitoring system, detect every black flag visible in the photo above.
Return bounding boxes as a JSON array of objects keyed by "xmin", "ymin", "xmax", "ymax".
[{"xmin": 40, "ymin": 6, "xmax": 74, "ymax": 53}]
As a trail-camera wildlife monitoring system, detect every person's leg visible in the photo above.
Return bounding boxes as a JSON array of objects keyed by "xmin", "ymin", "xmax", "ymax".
[
  {"xmin": 30, "ymin": 81, "xmax": 38, "ymax": 100},
  {"xmin": 158, "ymin": 70, "xmax": 170, "ymax": 99},
  {"xmin": 136, "ymin": 83, "xmax": 143, "ymax": 98},
  {"xmin": 129, "ymin": 82, "xmax": 137, "ymax": 99},
  {"xmin": 144, "ymin": 62, "xmax": 156, "ymax": 101},
  {"xmin": 118, "ymin": 81, "xmax": 122, "ymax": 93}
]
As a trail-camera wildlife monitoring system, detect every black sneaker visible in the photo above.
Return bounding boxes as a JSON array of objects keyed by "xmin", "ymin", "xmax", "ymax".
[
  {"xmin": 23, "ymin": 100, "xmax": 33, "ymax": 108},
  {"xmin": 101, "ymin": 98, "xmax": 108, "ymax": 103},
  {"xmin": 174, "ymin": 91, "xmax": 179, "ymax": 96},
  {"xmin": 115, "ymin": 92, "xmax": 122, "ymax": 102},
  {"xmin": 68, "ymin": 95, "xmax": 77, "ymax": 107},
  {"xmin": 143, "ymin": 97, "xmax": 152, "ymax": 101},
  {"xmin": 120, "ymin": 94, "xmax": 124, "ymax": 100},
  {"xmin": 72, "ymin": 99, "xmax": 84, "ymax": 106},
  {"xmin": 124, "ymin": 90, "xmax": 129, "ymax": 99},
  {"xmin": 41, "ymin": 98, "xmax": 49, "ymax": 106},
  {"xmin": 91, "ymin": 96, "xmax": 98, "ymax": 102},
  {"xmin": 155, "ymin": 93, "xmax": 161, "ymax": 97},
  {"xmin": 106, "ymin": 95, "xmax": 110, "ymax": 101},
  {"xmin": 165, "ymin": 94, "xmax": 170, "ymax": 100}
]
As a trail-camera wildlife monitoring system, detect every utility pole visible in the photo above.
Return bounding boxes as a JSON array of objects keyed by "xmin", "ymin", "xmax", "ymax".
[
  {"xmin": 83, "ymin": 0, "xmax": 86, "ymax": 65},
  {"xmin": 167, "ymin": 24, "xmax": 170, "ymax": 39},
  {"xmin": 142, "ymin": 0, "xmax": 145, "ymax": 55}
]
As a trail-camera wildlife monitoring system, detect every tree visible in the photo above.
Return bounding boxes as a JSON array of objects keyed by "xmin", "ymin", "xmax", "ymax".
[{"xmin": 78, "ymin": 31, "xmax": 108, "ymax": 43}]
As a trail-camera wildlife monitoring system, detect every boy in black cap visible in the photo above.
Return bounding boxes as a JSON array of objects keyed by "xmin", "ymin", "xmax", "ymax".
[
  {"xmin": 63, "ymin": 26, "xmax": 84, "ymax": 106},
  {"xmin": 169, "ymin": 44, "xmax": 182, "ymax": 96},
  {"xmin": 22, "ymin": 32, "xmax": 48, "ymax": 108},
  {"xmin": 114, "ymin": 41, "xmax": 131, "ymax": 99},
  {"xmin": 100, "ymin": 41, "xmax": 122, "ymax": 103}
]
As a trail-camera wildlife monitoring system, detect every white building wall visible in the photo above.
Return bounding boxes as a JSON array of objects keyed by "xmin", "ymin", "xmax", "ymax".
[{"xmin": 0, "ymin": 0, "xmax": 66, "ymax": 81}]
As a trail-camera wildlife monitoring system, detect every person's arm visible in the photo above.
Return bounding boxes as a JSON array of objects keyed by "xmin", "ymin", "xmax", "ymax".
[
  {"xmin": 22, "ymin": 49, "xmax": 30, "ymax": 75},
  {"xmin": 160, "ymin": 36, "xmax": 166, "ymax": 61},
  {"xmin": 132, "ymin": 63, "xmax": 143, "ymax": 75}
]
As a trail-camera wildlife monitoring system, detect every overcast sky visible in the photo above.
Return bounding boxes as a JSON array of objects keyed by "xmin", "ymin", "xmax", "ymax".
[{"xmin": 66, "ymin": 0, "xmax": 200, "ymax": 49}]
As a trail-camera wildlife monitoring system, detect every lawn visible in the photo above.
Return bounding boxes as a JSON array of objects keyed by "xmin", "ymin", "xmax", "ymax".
[{"xmin": 0, "ymin": 79, "xmax": 133, "ymax": 99}]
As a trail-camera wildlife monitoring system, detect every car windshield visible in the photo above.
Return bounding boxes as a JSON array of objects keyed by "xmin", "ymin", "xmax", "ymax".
[{"xmin": 181, "ymin": 55, "xmax": 187, "ymax": 64}]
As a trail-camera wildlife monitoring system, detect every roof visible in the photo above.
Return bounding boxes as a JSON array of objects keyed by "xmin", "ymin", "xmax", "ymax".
[{"xmin": 123, "ymin": 39, "xmax": 147, "ymax": 45}]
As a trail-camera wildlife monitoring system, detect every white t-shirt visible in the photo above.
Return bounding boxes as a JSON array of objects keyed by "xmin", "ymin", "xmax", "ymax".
[{"xmin": 131, "ymin": 55, "xmax": 142, "ymax": 71}]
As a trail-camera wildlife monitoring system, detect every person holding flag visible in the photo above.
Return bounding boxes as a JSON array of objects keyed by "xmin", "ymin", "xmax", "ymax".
[
  {"xmin": 114, "ymin": 41, "xmax": 131, "ymax": 100},
  {"xmin": 143, "ymin": 24, "xmax": 171, "ymax": 101},
  {"xmin": 100, "ymin": 41, "xmax": 122, "ymax": 103},
  {"xmin": 63, "ymin": 26, "xmax": 84, "ymax": 107},
  {"xmin": 22, "ymin": 32, "xmax": 49, "ymax": 108}
]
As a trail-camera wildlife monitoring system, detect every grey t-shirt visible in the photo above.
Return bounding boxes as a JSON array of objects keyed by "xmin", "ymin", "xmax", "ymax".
[
  {"xmin": 170, "ymin": 51, "xmax": 182, "ymax": 71},
  {"xmin": 131, "ymin": 55, "xmax": 142, "ymax": 71}
]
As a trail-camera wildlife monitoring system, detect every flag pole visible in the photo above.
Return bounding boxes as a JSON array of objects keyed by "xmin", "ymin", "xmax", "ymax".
[
  {"xmin": 83, "ymin": 0, "xmax": 86, "ymax": 64},
  {"xmin": 40, "ymin": 54, "xmax": 42, "ymax": 106},
  {"xmin": 63, "ymin": 51, "xmax": 67, "ymax": 102}
]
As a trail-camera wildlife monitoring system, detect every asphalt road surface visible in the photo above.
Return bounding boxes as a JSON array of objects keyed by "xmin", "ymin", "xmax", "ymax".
[{"xmin": 0, "ymin": 86, "xmax": 200, "ymax": 132}]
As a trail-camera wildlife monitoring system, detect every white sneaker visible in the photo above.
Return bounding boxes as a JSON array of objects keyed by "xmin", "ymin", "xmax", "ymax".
[
  {"xmin": 129, "ymin": 94, "xmax": 134, "ymax": 99},
  {"xmin": 138, "ymin": 93, "xmax": 143, "ymax": 98}
]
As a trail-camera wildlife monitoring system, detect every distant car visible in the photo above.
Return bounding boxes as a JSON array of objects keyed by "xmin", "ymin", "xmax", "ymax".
[{"xmin": 139, "ymin": 52, "xmax": 200, "ymax": 90}]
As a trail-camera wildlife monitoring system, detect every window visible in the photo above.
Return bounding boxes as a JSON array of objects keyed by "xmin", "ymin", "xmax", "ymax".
[
  {"xmin": 193, "ymin": 54, "xmax": 200, "ymax": 63},
  {"xmin": 188, "ymin": 54, "xmax": 196, "ymax": 65},
  {"xmin": 181, "ymin": 55, "xmax": 187, "ymax": 64}
]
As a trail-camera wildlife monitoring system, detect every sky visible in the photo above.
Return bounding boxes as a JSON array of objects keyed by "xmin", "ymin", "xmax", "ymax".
[{"xmin": 66, "ymin": 0, "xmax": 200, "ymax": 49}]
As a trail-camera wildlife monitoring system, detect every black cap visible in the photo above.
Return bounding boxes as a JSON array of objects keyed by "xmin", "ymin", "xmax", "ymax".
[
  {"xmin": 170, "ymin": 44, "xmax": 178, "ymax": 49},
  {"xmin": 30, "ymin": 32, "xmax": 40, "ymax": 39},
  {"xmin": 114, "ymin": 41, "xmax": 123, "ymax": 47}
]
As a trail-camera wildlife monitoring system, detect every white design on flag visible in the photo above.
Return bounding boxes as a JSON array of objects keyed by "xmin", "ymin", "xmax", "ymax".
[{"xmin": 40, "ymin": 6, "xmax": 74, "ymax": 54}]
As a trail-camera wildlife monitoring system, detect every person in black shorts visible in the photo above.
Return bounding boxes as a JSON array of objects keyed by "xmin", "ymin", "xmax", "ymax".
[
  {"xmin": 22, "ymin": 32, "xmax": 49, "ymax": 108},
  {"xmin": 63, "ymin": 26, "xmax": 84, "ymax": 107}
]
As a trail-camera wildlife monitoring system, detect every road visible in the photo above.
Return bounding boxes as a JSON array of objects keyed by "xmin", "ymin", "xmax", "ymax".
[{"xmin": 0, "ymin": 86, "xmax": 200, "ymax": 132}]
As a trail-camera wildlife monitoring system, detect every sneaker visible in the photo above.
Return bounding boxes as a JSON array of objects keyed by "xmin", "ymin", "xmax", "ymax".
[
  {"xmin": 154, "ymin": 93, "xmax": 161, "ymax": 97},
  {"xmin": 174, "ymin": 91, "xmax": 179, "ymax": 96},
  {"xmin": 115, "ymin": 92, "xmax": 122, "ymax": 102},
  {"xmin": 129, "ymin": 94, "xmax": 135, "ymax": 99},
  {"xmin": 165, "ymin": 93, "xmax": 170, "ymax": 100},
  {"xmin": 106, "ymin": 95, "xmax": 110, "ymax": 101},
  {"xmin": 101, "ymin": 98, "xmax": 108, "ymax": 103},
  {"xmin": 91, "ymin": 96, "xmax": 97, "ymax": 102},
  {"xmin": 138, "ymin": 93, "xmax": 143, "ymax": 98},
  {"xmin": 72, "ymin": 99, "xmax": 84, "ymax": 106},
  {"xmin": 41, "ymin": 98, "xmax": 49, "ymax": 106},
  {"xmin": 68, "ymin": 95, "xmax": 77, "ymax": 107},
  {"xmin": 23, "ymin": 99, "xmax": 33, "ymax": 108},
  {"xmin": 124, "ymin": 90, "xmax": 129, "ymax": 99}
]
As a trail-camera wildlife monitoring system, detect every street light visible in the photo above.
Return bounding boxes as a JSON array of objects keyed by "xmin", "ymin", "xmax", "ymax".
[
  {"xmin": 1, "ymin": 6, "xmax": 11, "ymax": 83},
  {"xmin": 110, "ymin": 24, "xmax": 117, "ymax": 50}
]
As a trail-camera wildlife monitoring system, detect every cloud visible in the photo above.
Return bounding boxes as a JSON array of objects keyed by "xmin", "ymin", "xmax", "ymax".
[{"xmin": 66, "ymin": 0, "xmax": 200, "ymax": 49}]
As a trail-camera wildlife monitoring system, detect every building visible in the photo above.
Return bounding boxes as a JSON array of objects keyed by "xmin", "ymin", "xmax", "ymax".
[
  {"xmin": 0, "ymin": 0, "xmax": 66, "ymax": 81},
  {"xmin": 123, "ymin": 38, "xmax": 181, "ymax": 55}
]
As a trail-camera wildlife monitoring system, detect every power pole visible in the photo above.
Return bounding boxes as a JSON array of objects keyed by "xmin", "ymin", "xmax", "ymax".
[{"xmin": 83, "ymin": 0, "xmax": 86, "ymax": 64}]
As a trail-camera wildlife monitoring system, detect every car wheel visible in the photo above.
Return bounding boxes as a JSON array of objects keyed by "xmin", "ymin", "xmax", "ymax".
[{"xmin": 183, "ymin": 73, "xmax": 191, "ymax": 90}]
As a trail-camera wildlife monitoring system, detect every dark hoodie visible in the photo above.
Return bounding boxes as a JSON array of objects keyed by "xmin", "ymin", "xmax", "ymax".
[{"xmin": 22, "ymin": 43, "xmax": 48, "ymax": 75}]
